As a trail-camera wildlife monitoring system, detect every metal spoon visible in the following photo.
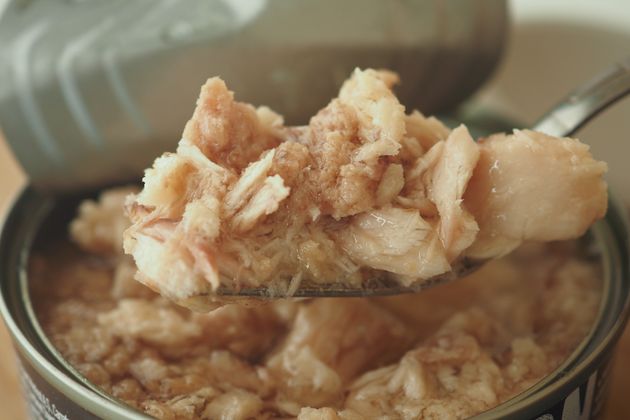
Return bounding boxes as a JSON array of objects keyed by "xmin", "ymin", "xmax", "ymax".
[{"xmin": 212, "ymin": 58, "xmax": 630, "ymax": 299}]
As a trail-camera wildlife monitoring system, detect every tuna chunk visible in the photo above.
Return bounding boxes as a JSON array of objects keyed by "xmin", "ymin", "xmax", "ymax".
[
  {"xmin": 70, "ymin": 186, "xmax": 138, "ymax": 255},
  {"xmin": 266, "ymin": 299, "xmax": 412, "ymax": 414},
  {"xmin": 334, "ymin": 207, "xmax": 450, "ymax": 284},
  {"xmin": 464, "ymin": 130, "xmax": 608, "ymax": 258},
  {"xmin": 344, "ymin": 309, "xmax": 507, "ymax": 419},
  {"xmin": 427, "ymin": 125, "xmax": 480, "ymax": 260}
]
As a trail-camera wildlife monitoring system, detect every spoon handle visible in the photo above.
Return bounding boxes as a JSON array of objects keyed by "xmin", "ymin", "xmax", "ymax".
[{"xmin": 534, "ymin": 58, "xmax": 630, "ymax": 138}]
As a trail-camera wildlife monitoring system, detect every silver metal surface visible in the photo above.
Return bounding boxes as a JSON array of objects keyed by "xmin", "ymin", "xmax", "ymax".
[
  {"xmin": 0, "ymin": 0, "xmax": 507, "ymax": 191},
  {"xmin": 534, "ymin": 58, "xmax": 630, "ymax": 137}
]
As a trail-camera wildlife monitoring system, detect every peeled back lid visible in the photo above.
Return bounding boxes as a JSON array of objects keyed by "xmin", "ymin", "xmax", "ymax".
[{"xmin": 0, "ymin": 0, "xmax": 507, "ymax": 192}]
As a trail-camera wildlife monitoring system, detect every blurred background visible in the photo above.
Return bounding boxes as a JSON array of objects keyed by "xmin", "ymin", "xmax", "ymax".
[{"xmin": 0, "ymin": 0, "xmax": 629, "ymax": 418}]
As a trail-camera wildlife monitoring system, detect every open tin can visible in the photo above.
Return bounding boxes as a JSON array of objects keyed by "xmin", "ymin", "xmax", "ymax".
[
  {"xmin": 1, "ymin": 0, "xmax": 629, "ymax": 419},
  {"xmin": 0, "ymin": 188, "xmax": 628, "ymax": 419}
]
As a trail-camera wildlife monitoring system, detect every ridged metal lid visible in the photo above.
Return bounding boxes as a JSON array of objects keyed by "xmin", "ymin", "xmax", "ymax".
[{"xmin": 0, "ymin": 0, "xmax": 507, "ymax": 191}]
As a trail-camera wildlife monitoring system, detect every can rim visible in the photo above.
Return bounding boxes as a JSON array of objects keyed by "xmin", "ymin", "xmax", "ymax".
[
  {"xmin": 1, "ymin": 187, "xmax": 629, "ymax": 419},
  {"xmin": 0, "ymin": 188, "xmax": 150, "ymax": 419},
  {"xmin": 481, "ymin": 226, "xmax": 611, "ymax": 407}
]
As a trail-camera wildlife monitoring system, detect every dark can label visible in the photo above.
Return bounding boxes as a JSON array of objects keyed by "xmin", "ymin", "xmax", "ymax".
[
  {"xmin": 18, "ymin": 354, "xmax": 100, "ymax": 420},
  {"xmin": 533, "ymin": 354, "xmax": 613, "ymax": 420}
]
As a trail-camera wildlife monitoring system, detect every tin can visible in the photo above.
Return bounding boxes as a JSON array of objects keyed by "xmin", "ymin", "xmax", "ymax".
[{"xmin": 0, "ymin": 186, "xmax": 628, "ymax": 419}]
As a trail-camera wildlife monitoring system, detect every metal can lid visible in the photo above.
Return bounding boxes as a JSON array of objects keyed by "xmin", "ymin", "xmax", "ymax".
[{"xmin": 0, "ymin": 0, "xmax": 506, "ymax": 192}]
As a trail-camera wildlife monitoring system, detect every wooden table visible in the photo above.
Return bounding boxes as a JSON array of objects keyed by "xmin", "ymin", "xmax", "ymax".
[
  {"xmin": 0, "ymin": 133, "xmax": 628, "ymax": 419},
  {"xmin": 0, "ymin": 133, "xmax": 27, "ymax": 420}
]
